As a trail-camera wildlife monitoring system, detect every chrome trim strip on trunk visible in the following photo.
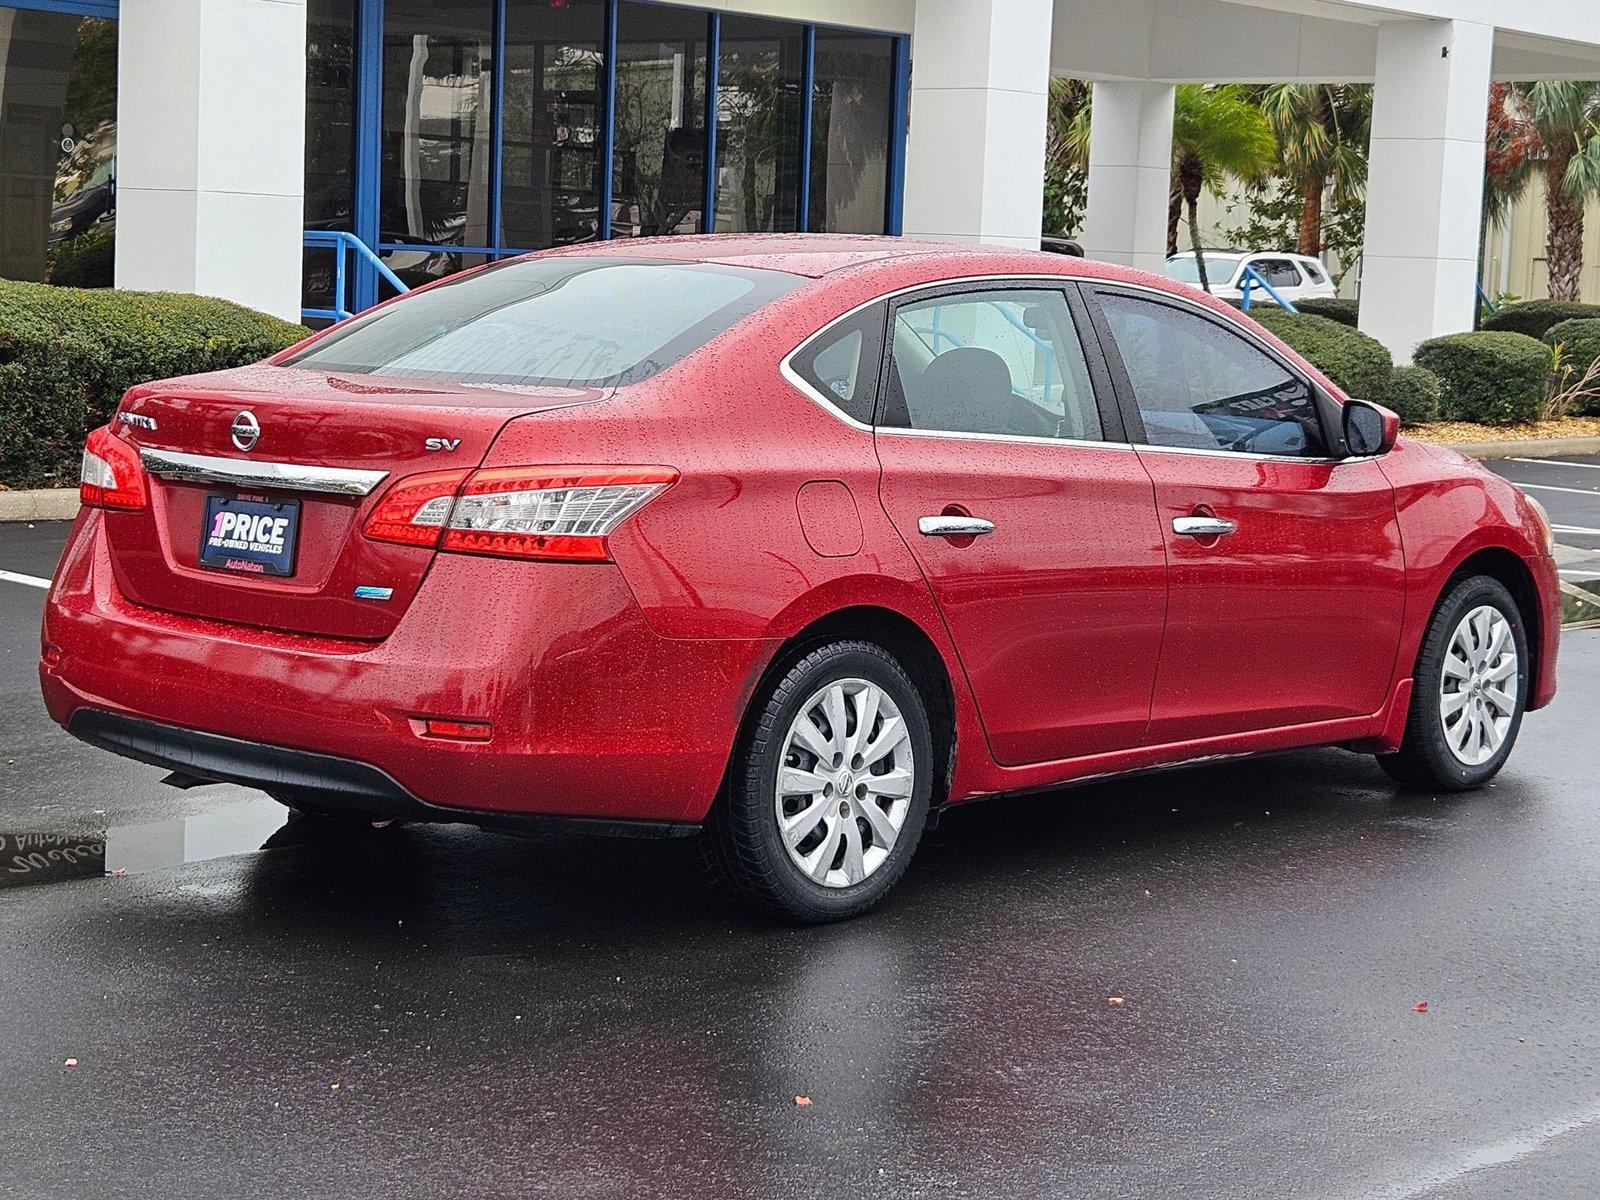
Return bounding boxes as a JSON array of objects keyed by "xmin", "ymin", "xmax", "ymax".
[{"xmin": 138, "ymin": 448, "xmax": 389, "ymax": 497}]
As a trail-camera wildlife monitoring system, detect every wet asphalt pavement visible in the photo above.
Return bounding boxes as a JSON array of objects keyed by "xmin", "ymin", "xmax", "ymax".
[{"xmin": 3, "ymin": 483, "xmax": 1600, "ymax": 1199}]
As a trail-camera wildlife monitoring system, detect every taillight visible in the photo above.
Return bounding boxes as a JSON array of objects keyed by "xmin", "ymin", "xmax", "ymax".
[
  {"xmin": 362, "ymin": 470, "xmax": 470, "ymax": 547},
  {"xmin": 80, "ymin": 425, "xmax": 148, "ymax": 510},
  {"xmin": 441, "ymin": 466, "xmax": 677, "ymax": 562}
]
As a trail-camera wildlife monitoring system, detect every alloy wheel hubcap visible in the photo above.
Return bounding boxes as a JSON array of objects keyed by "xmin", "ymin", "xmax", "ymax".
[
  {"xmin": 775, "ymin": 678, "xmax": 914, "ymax": 888},
  {"xmin": 1439, "ymin": 605, "xmax": 1519, "ymax": 767}
]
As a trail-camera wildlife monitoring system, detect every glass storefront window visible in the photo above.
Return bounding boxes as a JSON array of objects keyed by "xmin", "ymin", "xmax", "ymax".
[
  {"xmin": 380, "ymin": 0, "xmax": 495, "ymax": 248},
  {"xmin": 809, "ymin": 31, "xmax": 893, "ymax": 235},
  {"xmin": 304, "ymin": 0, "xmax": 356, "ymax": 312},
  {"xmin": 0, "ymin": 9, "xmax": 117, "ymax": 288},
  {"xmin": 295, "ymin": 2, "xmax": 904, "ymax": 318},
  {"xmin": 612, "ymin": 2, "xmax": 706, "ymax": 238},
  {"xmin": 500, "ymin": 0, "xmax": 605, "ymax": 251},
  {"xmin": 713, "ymin": 16, "xmax": 802, "ymax": 234}
]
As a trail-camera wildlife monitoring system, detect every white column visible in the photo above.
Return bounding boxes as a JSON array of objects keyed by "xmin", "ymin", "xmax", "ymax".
[
  {"xmin": 1081, "ymin": 82, "xmax": 1174, "ymax": 274},
  {"xmin": 115, "ymin": 0, "xmax": 307, "ymax": 322},
  {"xmin": 901, "ymin": 0, "xmax": 1053, "ymax": 250},
  {"xmin": 1358, "ymin": 19, "xmax": 1493, "ymax": 363}
]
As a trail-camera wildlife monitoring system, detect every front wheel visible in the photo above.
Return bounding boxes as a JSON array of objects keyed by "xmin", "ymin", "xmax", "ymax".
[
  {"xmin": 703, "ymin": 640, "xmax": 935, "ymax": 922},
  {"xmin": 1377, "ymin": 575, "xmax": 1529, "ymax": 791}
]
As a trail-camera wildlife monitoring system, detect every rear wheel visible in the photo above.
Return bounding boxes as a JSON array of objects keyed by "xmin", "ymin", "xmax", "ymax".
[
  {"xmin": 703, "ymin": 640, "xmax": 934, "ymax": 922},
  {"xmin": 1377, "ymin": 575, "xmax": 1528, "ymax": 791}
]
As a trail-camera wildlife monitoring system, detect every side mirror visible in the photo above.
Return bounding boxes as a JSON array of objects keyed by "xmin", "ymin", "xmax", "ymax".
[{"xmin": 1342, "ymin": 399, "xmax": 1400, "ymax": 457}]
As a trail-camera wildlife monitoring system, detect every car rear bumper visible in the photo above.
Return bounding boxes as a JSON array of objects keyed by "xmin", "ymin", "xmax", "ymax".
[{"xmin": 40, "ymin": 514, "xmax": 772, "ymax": 824}]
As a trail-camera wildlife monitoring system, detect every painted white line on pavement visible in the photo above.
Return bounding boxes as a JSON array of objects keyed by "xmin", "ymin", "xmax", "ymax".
[
  {"xmin": 1553, "ymin": 525, "xmax": 1600, "ymax": 536},
  {"xmin": 1559, "ymin": 569, "xmax": 1600, "ymax": 580},
  {"xmin": 1510, "ymin": 457, "xmax": 1600, "ymax": 470},
  {"xmin": 1515, "ymin": 482, "xmax": 1600, "ymax": 497},
  {"xmin": 0, "ymin": 569, "xmax": 50, "ymax": 590},
  {"xmin": 1351, "ymin": 1102, "xmax": 1600, "ymax": 1200}
]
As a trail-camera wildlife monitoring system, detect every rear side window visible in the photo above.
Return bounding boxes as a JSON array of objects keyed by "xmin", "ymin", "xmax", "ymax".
[
  {"xmin": 788, "ymin": 305, "xmax": 886, "ymax": 424},
  {"xmin": 283, "ymin": 258, "xmax": 805, "ymax": 388},
  {"xmin": 1096, "ymin": 292, "xmax": 1327, "ymax": 458},
  {"xmin": 883, "ymin": 289, "xmax": 1103, "ymax": 441}
]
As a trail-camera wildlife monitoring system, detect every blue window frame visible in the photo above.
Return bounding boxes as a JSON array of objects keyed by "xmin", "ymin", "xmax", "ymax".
[{"xmin": 331, "ymin": 0, "xmax": 907, "ymax": 315}]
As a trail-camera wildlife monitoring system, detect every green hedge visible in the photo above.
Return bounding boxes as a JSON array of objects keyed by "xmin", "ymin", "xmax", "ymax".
[
  {"xmin": 1412, "ymin": 331, "xmax": 1550, "ymax": 425},
  {"xmin": 1377, "ymin": 365, "xmax": 1443, "ymax": 424},
  {"xmin": 0, "ymin": 280, "xmax": 308, "ymax": 488},
  {"xmin": 1293, "ymin": 297, "xmax": 1360, "ymax": 328},
  {"xmin": 1248, "ymin": 309, "xmax": 1395, "ymax": 401},
  {"xmin": 1480, "ymin": 299, "xmax": 1600, "ymax": 341},
  {"xmin": 1544, "ymin": 317, "xmax": 1600, "ymax": 416}
]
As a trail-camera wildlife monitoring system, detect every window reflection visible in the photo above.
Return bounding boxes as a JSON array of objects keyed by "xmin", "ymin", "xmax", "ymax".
[
  {"xmin": 501, "ymin": 0, "xmax": 605, "ymax": 250},
  {"xmin": 0, "ymin": 10, "xmax": 117, "ymax": 287},
  {"xmin": 713, "ymin": 16, "xmax": 802, "ymax": 234},
  {"xmin": 380, "ymin": 0, "xmax": 494, "ymax": 248},
  {"xmin": 612, "ymin": 2, "xmax": 706, "ymax": 238},
  {"xmin": 809, "ymin": 32, "xmax": 892, "ymax": 234}
]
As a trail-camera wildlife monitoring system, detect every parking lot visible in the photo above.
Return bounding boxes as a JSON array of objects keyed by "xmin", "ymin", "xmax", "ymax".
[{"xmin": 2, "ymin": 457, "xmax": 1598, "ymax": 1199}]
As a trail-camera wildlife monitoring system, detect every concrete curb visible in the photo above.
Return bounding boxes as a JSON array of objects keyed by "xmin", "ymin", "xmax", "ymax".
[
  {"xmin": 0, "ymin": 488, "xmax": 80, "ymax": 523},
  {"xmin": 1427, "ymin": 436, "xmax": 1600, "ymax": 461}
]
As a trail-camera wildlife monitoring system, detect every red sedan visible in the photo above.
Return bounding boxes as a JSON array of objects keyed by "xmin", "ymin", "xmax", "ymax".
[{"xmin": 42, "ymin": 236, "xmax": 1561, "ymax": 921}]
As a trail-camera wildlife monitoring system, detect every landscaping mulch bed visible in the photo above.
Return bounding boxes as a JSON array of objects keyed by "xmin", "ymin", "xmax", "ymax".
[{"xmin": 1414, "ymin": 416, "xmax": 1600, "ymax": 443}]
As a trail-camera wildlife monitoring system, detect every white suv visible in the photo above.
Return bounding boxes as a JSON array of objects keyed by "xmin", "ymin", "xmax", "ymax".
[{"xmin": 1164, "ymin": 251, "xmax": 1338, "ymax": 305}]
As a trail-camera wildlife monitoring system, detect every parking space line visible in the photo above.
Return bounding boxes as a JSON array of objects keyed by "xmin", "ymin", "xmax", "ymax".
[
  {"xmin": 1560, "ymin": 569, "xmax": 1600, "ymax": 580},
  {"xmin": 0, "ymin": 568, "xmax": 51, "ymax": 589},
  {"xmin": 1509, "ymin": 457, "xmax": 1600, "ymax": 470},
  {"xmin": 1515, "ymin": 482, "xmax": 1600, "ymax": 497}
]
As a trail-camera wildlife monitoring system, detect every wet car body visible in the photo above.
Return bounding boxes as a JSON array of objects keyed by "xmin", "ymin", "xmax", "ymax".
[{"xmin": 40, "ymin": 235, "xmax": 1561, "ymax": 918}]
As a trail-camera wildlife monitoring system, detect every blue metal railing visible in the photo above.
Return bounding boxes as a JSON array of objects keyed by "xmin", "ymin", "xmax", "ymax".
[
  {"xmin": 303, "ymin": 230, "xmax": 410, "ymax": 324},
  {"xmin": 1477, "ymin": 283, "xmax": 1499, "ymax": 315},
  {"xmin": 920, "ymin": 301, "xmax": 1059, "ymax": 400},
  {"xmin": 1237, "ymin": 264, "xmax": 1300, "ymax": 314}
]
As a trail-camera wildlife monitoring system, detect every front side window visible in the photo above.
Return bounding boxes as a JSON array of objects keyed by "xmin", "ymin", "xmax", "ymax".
[
  {"xmin": 1096, "ymin": 293, "xmax": 1326, "ymax": 458},
  {"xmin": 883, "ymin": 289, "xmax": 1102, "ymax": 441},
  {"xmin": 1252, "ymin": 258, "xmax": 1302, "ymax": 290},
  {"xmin": 284, "ymin": 258, "xmax": 804, "ymax": 388}
]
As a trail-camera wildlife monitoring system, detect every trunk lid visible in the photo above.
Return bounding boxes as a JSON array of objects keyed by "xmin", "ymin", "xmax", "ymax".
[{"xmin": 105, "ymin": 364, "xmax": 609, "ymax": 639}]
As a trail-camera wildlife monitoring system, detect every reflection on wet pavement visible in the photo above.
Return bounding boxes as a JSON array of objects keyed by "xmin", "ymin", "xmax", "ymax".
[{"xmin": 0, "ymin": 797, "xmax": 286, "ymax": 889}]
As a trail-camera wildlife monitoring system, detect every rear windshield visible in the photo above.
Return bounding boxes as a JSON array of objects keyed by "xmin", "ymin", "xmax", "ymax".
[
  {"xmin": 283, "ymin": 257, "xmax": 806, "ymax": 388},
  {"xmin": 1165, "ymin": 255, "xmax": 1240, "ymax": 285}
]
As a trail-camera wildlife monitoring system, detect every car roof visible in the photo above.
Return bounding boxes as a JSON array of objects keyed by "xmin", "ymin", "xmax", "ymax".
[{"xmin": 535, "ymin": 233, "xmax": 1108, "ymax": 280}]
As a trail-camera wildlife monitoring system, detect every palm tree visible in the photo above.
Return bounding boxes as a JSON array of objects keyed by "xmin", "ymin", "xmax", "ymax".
[
  {"xmin": 1166, "ymin": 85, "xmax": 1278, "ymax": 289},
  {"xmin": 1063, "ymin": 84, "xmax": 1276, "ymax": 291},
  {"xmin": 1505, "ymin": 83, "xmax": 1600, "ymax": 301},
  {"xmin": 1255, "ymin": 84, "xmax": 1371, "ymax": 256}
]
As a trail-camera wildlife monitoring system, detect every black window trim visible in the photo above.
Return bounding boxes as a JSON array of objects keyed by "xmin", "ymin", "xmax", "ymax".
[{"xmin": 1080, "ymin": 281, "xmax": 1351, "ymax": 463}]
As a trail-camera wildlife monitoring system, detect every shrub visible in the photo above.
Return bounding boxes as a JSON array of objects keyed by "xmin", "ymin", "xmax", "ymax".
[
  {"xmin": 1247, "ymin": 308, "xmax": 1395, "ymax": 401},
  {"xmin": 1377, "ymin": 365, "xmax": 1442, "ymax": 425},
  {"xmin": 1293, "ymin": 297, "xmax": 1360, "ymax": 328},
  {"xmin": 1480, "ymin": 298, "xmax": 1600, "ymax": 341},
  {"xmin": 0, "ymin": 280, "xmax": 308, "ymax": 488},
  {"xmin": 1544, "ymin": 317, "xmax": 1600, "ymax": 417},
  {"xmin": 1412, "ymin": 331, "xmax": 1549, "ymax": 425}
]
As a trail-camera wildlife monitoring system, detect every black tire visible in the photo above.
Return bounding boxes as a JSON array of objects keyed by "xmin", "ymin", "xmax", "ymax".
[
  {"xmin": 702, "ymin": 640, "xmax": 935, "ymax": 923},
  {"xmin": 1377, "ymin": 574, "xmax": 1529, "ymax": 791}
]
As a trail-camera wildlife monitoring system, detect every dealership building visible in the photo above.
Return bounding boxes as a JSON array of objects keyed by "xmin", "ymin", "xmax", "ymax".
[{"xmin": 5, "ymin": 0, "xmax": 1600, "ymax": 358}]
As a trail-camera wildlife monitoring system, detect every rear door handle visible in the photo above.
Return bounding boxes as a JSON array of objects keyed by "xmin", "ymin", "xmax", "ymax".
[
  {"xmin": 919, "ymin": 515, "xmax": 996, "ymax": 538},
  {"xmin": 1172, "ymin": 515, "xmax": 1237, "ymax": 538}
]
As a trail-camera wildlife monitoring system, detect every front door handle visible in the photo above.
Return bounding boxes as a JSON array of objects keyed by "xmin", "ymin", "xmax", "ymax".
[
  {"xmin": 1172, "ymin": 515, "xmax": 1237, "ymax": 538},
  {"xmin": 919, "ymin": 515, "xmax": 996, "ymax": 538}
]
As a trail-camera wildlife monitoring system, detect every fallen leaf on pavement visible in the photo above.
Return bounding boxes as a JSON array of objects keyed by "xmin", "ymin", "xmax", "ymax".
[
  {"xmin": 794, "ymin": 1096, "xmax": 812, "ymax": 1107},
  {"xmin": 1107, "ymin": 996, "xmax": 1126, "ymax": 1005},
  {"xmin": 63, "ymin": 1058, "xmax": 78, "ymax": 1068},
  {"xmin": 1413, "ymin": 1002, "xmax": 1429, "ymax": 1014}
]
